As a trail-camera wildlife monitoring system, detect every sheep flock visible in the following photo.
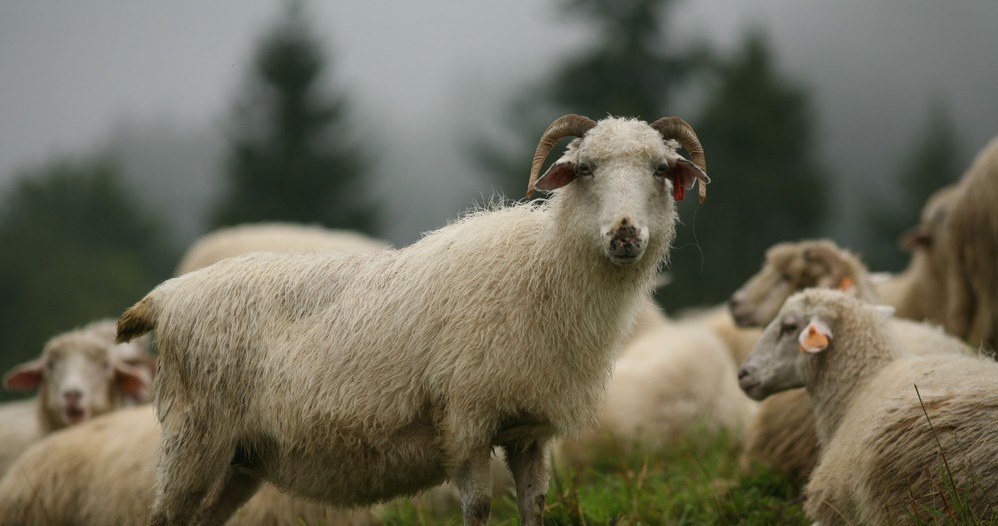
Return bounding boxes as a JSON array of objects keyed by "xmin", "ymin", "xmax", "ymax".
[{"xmin": 0, "ymin": 116, "xmax": 995, "ymax": 526}]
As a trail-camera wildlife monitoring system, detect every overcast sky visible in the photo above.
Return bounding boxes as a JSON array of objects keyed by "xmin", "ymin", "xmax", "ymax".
[{"xmin": 1, "ymin": 0, "xmax": 996, "ymax": 246}]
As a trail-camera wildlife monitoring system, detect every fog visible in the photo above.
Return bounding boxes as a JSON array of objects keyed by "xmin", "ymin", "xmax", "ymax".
[{"xmin": 1, "ymin": 0, "xmax": 996, "ymax": 245}]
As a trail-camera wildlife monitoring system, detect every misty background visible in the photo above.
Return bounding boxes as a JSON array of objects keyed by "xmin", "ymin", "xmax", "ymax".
[{"xmin": 1, "ymin": 0, "xmax": 996, "ymax": 392}]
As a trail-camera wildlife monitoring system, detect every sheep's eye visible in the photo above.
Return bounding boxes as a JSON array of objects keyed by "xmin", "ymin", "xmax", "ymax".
[
  {"xmin": 780, "ymin": 319, "xmax": 799, "ymax": 337},
  {"xmin": 653, "ymin": 163, "xmax": 670, "ymax": 179},
  {"xmin": 576, "ymin": 163, "xmax": 593, "ymax": 177}
]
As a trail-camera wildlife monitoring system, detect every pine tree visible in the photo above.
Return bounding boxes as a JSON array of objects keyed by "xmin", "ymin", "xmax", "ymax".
[
  {"xmin": 0, "ymin": 156, "xmax": 174, "ymax": 398},
  {"xmin": 863, "ymin": 102, "xmax": 963, "ymax": 271},
  {"xmin": 661, "ymin": 33, "xmax": 830, "ymax": 310},
  {"xmin": 472, "ymin": 0, "xmax": 706, "ymax": 199},
  {"xmin": 212, "ymin": 1, "xmax": 377, "ymax": 234}
]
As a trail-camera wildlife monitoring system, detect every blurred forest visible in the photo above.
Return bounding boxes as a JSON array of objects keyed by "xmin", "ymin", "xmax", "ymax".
[{"xmin": 0, "ymin": 0, "xmax": 974, "ymax": 399}]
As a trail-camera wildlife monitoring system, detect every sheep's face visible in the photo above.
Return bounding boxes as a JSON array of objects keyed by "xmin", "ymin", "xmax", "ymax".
[
  {"xmin": 737, "ymin": 291, "xmax": 840, "ymax": 401},
  {"xmin": 2, "ymin": 333, "xmax": 151, "ymax": 429},
  {"xmin": 729, "ymin": 241, "xmax": 856, "ymax": 327},
  {"xmin": 541, "ymin": 119, "xmax": 703, "ymax": 266}
]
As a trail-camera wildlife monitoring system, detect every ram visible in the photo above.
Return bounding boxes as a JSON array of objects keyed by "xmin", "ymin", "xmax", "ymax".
[{"xmin": 116, "ymin": 114, "xmax": 710, "ymax": 525}]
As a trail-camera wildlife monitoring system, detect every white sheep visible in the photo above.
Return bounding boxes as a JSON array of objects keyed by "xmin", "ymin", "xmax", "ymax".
[
  {"xmin": 556, "ymin": 320, "xmax": 756, "ymax": 467},
  {"xmin": 0, "ymin": 405, "xmax": 380, "ymax": 526},
  {"xmin": 943, "ymin": 136, "xmax": 998, "ymax": 352},
  {"xmin": 729, "ymin": 239, "xmax": 974, "ymax": 482},
  {"xmin": 0, "ymin": 319, "xmax": 154, "ymax": 476},
  {"xmin": 115, "ymin": 114, "xmax": 710, "ymax": 525},
  {"xmin": 738, "ymin": 289, "xmax": 998, "ymax": 525},
  {"xmin": 173, "ymin": 222, "xmax": 391, "ymax": 275}
]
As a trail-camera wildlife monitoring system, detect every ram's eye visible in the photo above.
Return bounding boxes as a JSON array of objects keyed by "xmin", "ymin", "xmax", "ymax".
[
  {"xmin": 654, "ymin": 163, "xmax": 670, "ymax": 178},
  {"xmin": 576, "ymin": 163, "xmax": 593, "ymax": 177}
]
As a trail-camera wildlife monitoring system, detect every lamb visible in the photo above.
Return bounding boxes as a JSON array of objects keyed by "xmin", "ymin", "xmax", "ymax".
[
  {"xmin": 943, "ymin": 136, "xmax": 998, "ymax": 352},
  {"xmin": 0, "ymin": 319, "xmax": 154, "ymax": 476},
  {"xmin": 115, "ymin": 114, "xmax": 710, "ymax": 525},
  {"xmin": 738, "ymin": 289, "xmax": 998, "ymax": 525},
  {"xmin": 729, "ymin": 239, "xmax": 973, "ymax": 481},
  {"xmin": 0, "ymin": 405, "xmax": 380, "ymax": 526},
  {"xmin": 174, "ymin": 222, "xmax": 391, "ymax": 275}
]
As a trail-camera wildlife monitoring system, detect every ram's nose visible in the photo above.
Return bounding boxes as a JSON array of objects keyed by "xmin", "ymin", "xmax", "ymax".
[{"xmin": 605, "ymin": 218, "xmax": 647, "ymax": 265}]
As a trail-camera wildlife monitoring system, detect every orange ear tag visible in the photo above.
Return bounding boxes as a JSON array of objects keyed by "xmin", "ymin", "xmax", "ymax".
[
  {"xmin": 798, "ymin": 318, "xmax": 832, "ymax": 353},
  {"xmin": 838, "ymin": 276, "xmax": 854, "ymax": 292}
]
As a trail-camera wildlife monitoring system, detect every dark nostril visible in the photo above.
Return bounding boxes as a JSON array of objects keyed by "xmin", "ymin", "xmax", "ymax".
[
  {"xmin": 728, "ymin": 297, "xmax": 740, "ymax": 310},
  {"xmin": 63, "ymin": 389, "xmax": 82, "ymax": 403},
  {"xmin": 737, "ymin": 368, "xmax": 749, "ymax": 380}
]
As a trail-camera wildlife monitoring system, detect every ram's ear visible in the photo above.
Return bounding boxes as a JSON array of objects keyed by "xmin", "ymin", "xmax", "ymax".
[
  {"xmin": 798, "ymin": 317, "xmax": 832, "ymax": 354},
  {"xmin": 3, "ymin": 357, "xmax": 46, "ymax": 391},
  {"xmin": 669, "ymin": 158, "xmax": 710, "ymax": 201},
  {"xmin": 534, "ymin": 161, "xmax": 577, "ymax": 192}
]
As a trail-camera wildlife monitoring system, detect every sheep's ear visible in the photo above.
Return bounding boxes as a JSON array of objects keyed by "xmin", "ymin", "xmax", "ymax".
[
  {"xmin": 669, "ymin": 158, "xmax": 709, "ymax": 201},
  {"xmin": 534, "ymin": 161, "xmax": 577, "ymax": 192},
  {"xmin": 114, "ymin": 363, "xmax": 152, "ymax": 402},
  {"xmin": 899, "ymin": 224, "xmax": 932, "ymax": 252},
  {"xmin": 3, "ymin": 358, "xmax": 46, "ymax": 391},
  {"xmin": 798, "ymin": 317, "xmax": 832, "ymax": 354},
  {"xmin": 837, "ymin": 276, "xmax": 855, "ymax": 294}
]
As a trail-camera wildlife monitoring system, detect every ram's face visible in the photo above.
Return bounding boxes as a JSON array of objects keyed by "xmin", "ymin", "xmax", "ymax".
[{"xmin": 539, "ymin": 120, "xmax": 703, "ymax": 267}]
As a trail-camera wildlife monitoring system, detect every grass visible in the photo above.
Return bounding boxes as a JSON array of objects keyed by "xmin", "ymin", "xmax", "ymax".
[{"xmin": 378, "ymin": 430, "xmax": 808, "ymax": 526}]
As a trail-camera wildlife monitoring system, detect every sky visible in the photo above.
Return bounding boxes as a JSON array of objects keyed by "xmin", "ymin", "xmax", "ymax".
[{"xmin": 1, "ymin": 0, "xmax": 996, "ymax": 247}]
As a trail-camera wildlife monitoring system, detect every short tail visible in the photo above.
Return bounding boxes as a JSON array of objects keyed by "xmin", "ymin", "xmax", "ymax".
[{"xmin": 116, "ymin": 296, "xmax": 158, "ymax": 343}]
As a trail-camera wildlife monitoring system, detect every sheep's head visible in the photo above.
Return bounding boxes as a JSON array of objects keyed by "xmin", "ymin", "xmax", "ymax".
[
  {"xmin": 2, "ymin": 330, "xmax": 151, "ymax": 430},
  {"xmin": 899, "ymin": 184, "xmax": 957, "ymax": 252},
  {"xmin": 737, "ymin": 289, "xmax": 893, "ymax": 401},
  {"xmin": 527, "ymin": 115, "xmax": 709, "ymax": 267},
  {"xmin": 729, "ymin": 240, "xmax": 866, "ymax": 327}
]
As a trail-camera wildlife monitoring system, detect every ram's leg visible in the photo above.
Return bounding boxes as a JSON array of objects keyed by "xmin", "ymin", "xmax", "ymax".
[
  {"xmin": 503, "ymin": 438, "xmax": 551, "ymax": 526},
  {"xmin": 455, "ymin": 447, "xmax": 494, "ymax": 526},
  {"xmin": 192, "ymin": 466, "xmax": 262, "ymax": 526},
  {"xmin": 148, "ymin": 413, "xmax": 232, "ymax": 526}
]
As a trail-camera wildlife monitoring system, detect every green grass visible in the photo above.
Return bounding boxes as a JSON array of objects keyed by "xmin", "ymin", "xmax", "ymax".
[{"xmin": 378, "ymin": 430, "xmax": 808, "ymax": 526}]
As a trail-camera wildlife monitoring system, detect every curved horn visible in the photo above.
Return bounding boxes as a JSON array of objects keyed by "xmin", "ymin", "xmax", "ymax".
[
  {"xmin": 526, "ymin": 114, "xmax": 597, "ymax": 197},
  {"xmin": 651, "ymin": 117, "xmax": 709, "ymax": 203}
]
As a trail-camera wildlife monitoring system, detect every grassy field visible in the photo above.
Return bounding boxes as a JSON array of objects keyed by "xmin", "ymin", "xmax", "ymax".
[{"xmin": 379, "ymin": 430, "xmax": 808, "ymax": 526}]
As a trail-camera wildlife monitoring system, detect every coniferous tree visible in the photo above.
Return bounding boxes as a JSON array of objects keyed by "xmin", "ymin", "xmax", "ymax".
[
  {"xmin": 212, "ymin": 1, "xmax": 377, "ymax": 234},
  {"xmin": 0, "ymin": 157, "xmax": 174, "ymax": 399},
  {"xmin": 863, "ymin": 102, "xmax": 963, "ymax": 271},
  {"xmin": 663, "ymin": 33, "xmax": 830, "ymax": 310},
  {"xmin": 473, "ymin": 0, "xmax": 707, "ymax": 198}
]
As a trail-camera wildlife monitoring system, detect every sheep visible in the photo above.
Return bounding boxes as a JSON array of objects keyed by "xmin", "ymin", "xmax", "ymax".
[
  {"xmin": 728, "ymin": 239, "xmax": 880, "ymax": 327},
  {"xmin": 173, "ymin": 222, "xmax": 391, "ymax": 276},
  {"xmin": 677, "ymin": 305, "xmax": 762, "ymax": 366},
  {"xmin": 873, "ymin": 184, "xmax": 959, "ymax": 322},
  {"xmin": 114, "ymin": 114, "xmax": 710, "ymax": 525},
  {"xmin": 738, "ymin": 289, "xmax": 998, "ymax": 525},
  {"xmin": 943, "ymin": 136, "xmax": 998, "ymax": 352},
  {"xmin": 729, "ymin": 239, "xmax": 974, "ymax": 482},
  {"xmin": 555, "ymin": 320, "xmax": 756, "ymax": 467},
  {"xmin": 0, "ymin": 405, "xmax": 380, "ymax": 526},
  {"xmin": 0, "ymin": 319, "xmax": 154, "ymax": 476}
]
